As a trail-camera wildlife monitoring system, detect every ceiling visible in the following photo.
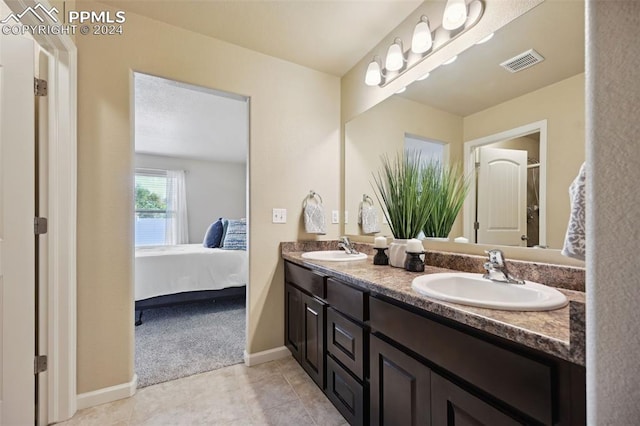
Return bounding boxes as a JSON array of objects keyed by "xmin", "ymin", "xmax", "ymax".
[
  {"xmin": 99, "ymin": 0, "xmax": 423, "ymax": 76},
  {"xmin": 398, "ymin": 0, "xmax": 585, "ymax": 116},
  {"xmin": 134, "ymin": 73, "xmax": 249, "ymax": 162}
]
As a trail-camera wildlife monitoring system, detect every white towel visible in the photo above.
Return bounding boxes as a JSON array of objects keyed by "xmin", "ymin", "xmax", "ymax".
[
  {"xmin": 562, "ymin": 163, "xmax": 586, "ymax": 260},
  {"xmin": 304, "ymin": 194, "xmax": 326, "ymax": 234},
  {"xmin": 359, "ymin": 201, "xmax": 380, "ymax": 234}
]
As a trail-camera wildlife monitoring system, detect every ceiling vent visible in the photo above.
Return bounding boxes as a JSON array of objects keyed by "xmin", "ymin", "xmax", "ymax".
[{"xmin": 500, "ymin": 49, "xmax": 545, "ymax": 73}]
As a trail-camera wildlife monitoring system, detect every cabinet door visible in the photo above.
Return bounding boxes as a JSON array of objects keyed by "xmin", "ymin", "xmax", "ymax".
[
  {"xmin": 432, "ymin": 373, "xmax": 525, "ymax": 426},
  {"xmin": 301, "ymin": 292, "xmax": 326, "ymax": 388},
  {"xmin": 285, "ymin": 283, "xmax": 302, "ymax": 361},
  {"xmin": 370, "ymin": 335, "xmax": 430, "ymax": 426},
  {"xmin": 326, "ymin": 355, "xmax": 365, "ymax": 426}
]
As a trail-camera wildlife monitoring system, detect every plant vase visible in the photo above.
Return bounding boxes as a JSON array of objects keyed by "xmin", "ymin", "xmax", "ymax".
[{"xmin": 389, "ymin": 239, "xmax": 408, "ymax": 268}]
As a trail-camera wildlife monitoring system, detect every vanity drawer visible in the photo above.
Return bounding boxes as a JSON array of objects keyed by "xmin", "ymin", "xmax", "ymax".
[
  {"xmin": 326, "ymin": 355, "xmax": 365, "ymax": 426},
  {"xmin": 369, "ymin": 297, "xmax": 553, "ymax": 425},
  {"xmin": 326, "ymin": 278, "xmax": 367, "ymax": 321},
  {"xmin": 285, "ymin": 262, "xmax": 325, "ymax": 299},
  {"xmin": 327, "ymin": 307, "xmax": 365, "ymax": 380}
]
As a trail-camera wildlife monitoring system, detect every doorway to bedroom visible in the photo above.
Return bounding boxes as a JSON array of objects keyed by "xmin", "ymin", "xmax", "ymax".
[{"xmin": 132, "ymin": 72, "xmax": 249, "ymax": 388}]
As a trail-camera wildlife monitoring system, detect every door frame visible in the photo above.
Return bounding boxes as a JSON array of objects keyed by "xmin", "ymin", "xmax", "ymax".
[
  {"xmin": 4, "ymin": 0, "xmax": 78, "ymax": 422},
  {"xmin": 462, "ymin": 120, "xmax": 547, "ymax": 247}
]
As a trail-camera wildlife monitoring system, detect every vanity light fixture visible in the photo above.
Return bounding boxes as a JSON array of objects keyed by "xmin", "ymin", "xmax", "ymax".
[
  {"xmin": 442, "ymin": 0, "xmax": 468, "ymax": 30},
  {"xmin": 365, "ymin": 56, "xmax": 384, "ymax": 86},
  {"xmin": 476, "ymin": 32, "xmax": 494, "ymax": 44},
  {"xmin": 364, "ymin": 0, "xmax": 484, "ymax": 88},
  {"xmin": 411, "ymin": 16, "xmax": 433, "ymax": 54},
  {"xmin": 385, "ymin": 38, "xmax": 405, "ymax": 71},
  {"xmin": 416, "ymin": 72, "xmax": 430, "ymax": 81},
  {"xmin": 443, "ymin": 55, "xmax": 458, "ymax": 65}
]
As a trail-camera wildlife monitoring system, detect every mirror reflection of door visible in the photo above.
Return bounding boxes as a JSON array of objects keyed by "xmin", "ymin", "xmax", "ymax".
[{"xmin": 474, "ymin": 132, "xmax": 541, "ymax": 247}]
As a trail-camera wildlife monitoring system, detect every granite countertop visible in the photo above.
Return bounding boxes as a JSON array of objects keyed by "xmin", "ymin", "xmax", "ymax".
[{"xmin": 282, "ymin": 244, "xmax": 585, "ymax": 366}]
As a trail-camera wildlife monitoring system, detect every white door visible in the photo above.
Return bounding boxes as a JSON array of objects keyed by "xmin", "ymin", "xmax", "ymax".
[
  {"xmin": 0, "ymin": 35, "xmax": 36, "ymax": 425},
  {"xmin": 477, "ymin": 147, "xmax": 527, "ymax": 246}
]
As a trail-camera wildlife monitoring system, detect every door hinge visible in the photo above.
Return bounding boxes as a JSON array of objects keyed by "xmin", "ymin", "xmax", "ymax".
[
  {"xmin": 34, "ymin": 217, "xmax": 48, "ymax": 235},
  {"xmin": 474, "ymin": 222, "xmax": 480, "ymax": 230},
  {"xmin": 34, "ymin": 355, "xmax": 47, "ymax": 374},
  {"xmin": 34, "ymin": 78, "xmax": 48, "ymax": 97}
]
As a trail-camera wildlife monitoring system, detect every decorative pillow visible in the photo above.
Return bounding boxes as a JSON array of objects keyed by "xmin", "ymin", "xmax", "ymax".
[
  {"xmin": 219, "ymin": 218, "xmax": 230, "ymax": 247},
  {"xmin": 202, "ymin": 218, "xmax": 224, "ymax": 248},
  {"xmin": 221, "ymin": 219, "xmax": 246, "ymax": 250}
]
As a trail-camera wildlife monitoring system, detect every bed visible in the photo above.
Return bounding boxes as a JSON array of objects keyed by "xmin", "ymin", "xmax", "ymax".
[{"xmin": 134, "ymin": 244, "xmax": 247, "ymax": 324}]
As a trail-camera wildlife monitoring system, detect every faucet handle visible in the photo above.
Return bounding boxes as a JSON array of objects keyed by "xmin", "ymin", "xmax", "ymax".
[{"xmin": 485, "ymin": 249, "xmax": 505, "ymax": 267}]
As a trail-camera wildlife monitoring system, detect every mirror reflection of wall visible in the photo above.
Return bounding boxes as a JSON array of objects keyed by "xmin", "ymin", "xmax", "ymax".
[{"xmin": 344, "ymin": 0, "xmax": 584, "ymax": 251}]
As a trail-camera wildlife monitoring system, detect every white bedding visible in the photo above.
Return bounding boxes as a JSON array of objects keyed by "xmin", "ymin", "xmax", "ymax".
[{"xmin": 135, "ymin": 244, "xmax": 247, "ymax": 301}]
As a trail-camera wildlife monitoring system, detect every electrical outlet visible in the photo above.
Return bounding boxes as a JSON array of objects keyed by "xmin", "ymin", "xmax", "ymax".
[
  {"xmin": 344, "ymin": 211, "xmax": 349, "ymax": 224},
  {"xmin": 272, "ymin": 208, "xmax": 287, "ymax": 223},
  {"xmin": 331, "ymin": 210, "xmax": 339, "ymax": 224}
]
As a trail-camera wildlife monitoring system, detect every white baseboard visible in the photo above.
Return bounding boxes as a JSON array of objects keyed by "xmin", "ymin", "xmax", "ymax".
[
  {"xmin": 76, "ymin": 374, "xmax": 137, "ymax": 410},
  {"xmin": 244, "ymin": 346, "xmax": 291, "ymax": 366}
]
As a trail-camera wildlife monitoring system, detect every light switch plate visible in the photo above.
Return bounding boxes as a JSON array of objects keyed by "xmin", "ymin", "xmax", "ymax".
[
  {"xmin": 331, "ymin": 210, "xmax": 339, "ymax": 224},
  {"xmin": 272, "ymin": 208, "xmax": 287, "ymax": 223}
]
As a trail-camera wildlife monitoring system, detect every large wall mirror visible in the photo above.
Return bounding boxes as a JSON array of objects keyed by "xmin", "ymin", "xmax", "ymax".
[{"xmin": 345, "ymin": 0, "xmax": 585, "ymax": 251}]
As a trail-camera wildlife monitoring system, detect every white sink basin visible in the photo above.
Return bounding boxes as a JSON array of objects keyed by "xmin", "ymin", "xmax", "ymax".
[
  {"xmin": 301, "ymin": 250, "xmax": 368, "ymax": 262},
  {"xmin": 411, "ymin": 272, "xmax": 568, "ymax": 311}
]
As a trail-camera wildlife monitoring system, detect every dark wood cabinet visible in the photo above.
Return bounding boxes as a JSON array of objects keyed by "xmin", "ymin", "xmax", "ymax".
[
  {"xmin": 326, "ymin": 355, "xmax": 365, "ymax": 426},
  {"xmin": 370, "ymin": 335, "xmax": 431, "ymax": 426},
  {"xmin": 285, "ymin": 281, "xmax": 326, "ymax": 388},
  {"xmin": 285, "ymin": 282, "xmax": 302, "ymax": 360},
  {"xmin": 300, "ymin": 291, "xmax": 326, "ymax": 387},
  {"xmin": 326, "ymin": 307, "xmax": 365, "ymax": 381},
  {"xmin": 283, "ymin": 261, "xmax": 585, "ymax": 426},
  {"xmin": 284, "ymin": 261, "xmax": 328, "ymax": 389},
  {"xmin": 431, "ymin": 373, "xmax": 525, "ymax": 426}
]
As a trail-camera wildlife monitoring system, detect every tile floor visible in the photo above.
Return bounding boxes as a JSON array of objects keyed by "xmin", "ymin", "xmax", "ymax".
[{"xmin": 56, "ymin": 357, "xmax": 347, "ymax": 426}]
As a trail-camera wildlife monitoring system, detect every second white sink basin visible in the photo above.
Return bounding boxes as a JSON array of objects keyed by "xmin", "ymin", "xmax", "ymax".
[
  {"xmin": 411, "ymin": 272, "xmax": 568, "ymax": 311},
  {"xmin": 301, "ymin": 250, "xmax": 368, "ymax": 262}
]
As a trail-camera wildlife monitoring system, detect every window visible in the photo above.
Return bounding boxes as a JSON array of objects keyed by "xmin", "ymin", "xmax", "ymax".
[{"xmin": 135, "ymin": 170, "xmax": 169, "ymax": 246}]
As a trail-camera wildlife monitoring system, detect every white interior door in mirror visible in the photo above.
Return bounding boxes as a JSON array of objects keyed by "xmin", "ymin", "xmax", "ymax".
[{"xmin": 477, "ymin": 147, "xmax": 527, "ymax": 247}]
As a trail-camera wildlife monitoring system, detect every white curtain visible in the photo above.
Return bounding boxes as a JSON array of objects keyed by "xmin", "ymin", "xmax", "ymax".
[{"xmin": 165, "ymin": 170, "xmax": 189, "ymax": 245}]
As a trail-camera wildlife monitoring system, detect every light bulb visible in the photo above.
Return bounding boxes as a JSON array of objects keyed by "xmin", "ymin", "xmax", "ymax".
[
  {"xmin": 411, "ymin": 17, "xmax": 432, "ymax": 54},
  {"xmin": 416, "ymin": 72, "xmax": 430, "ymax": 81},
  {"xmin": 385, "ymin": 39, "xmax": 404, "ymax": 71},
  {"xmin": 395, "ymin": 87, "xmax": 407, "ymax": 94},
  {"xmin": 365, "ymin": 58, "xmax": 382, "ymax": 86},
  {"xmin": 443, "ymin": 0, "xmax": 467, "ymax": 31}
]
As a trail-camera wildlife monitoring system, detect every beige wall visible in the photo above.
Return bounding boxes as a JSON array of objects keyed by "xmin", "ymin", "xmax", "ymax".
[
  {"xmin": 587, "ymin": 2, "xmax": 640, "ymax": 422},
  {"xmin": 76, "ymin": 2, "xmax": 340, "ymax": 393},
  {"xmin": 464, "ymin": 73, "xmax": 585, "ymax": 249},
  {"xmin": 344, "ymin": 96, "xmax": 462, "ymax": 237}
]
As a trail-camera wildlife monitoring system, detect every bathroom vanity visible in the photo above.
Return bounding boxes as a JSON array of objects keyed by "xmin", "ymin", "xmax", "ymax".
[{"xmin": 282, "ymin": 243, "xmax": 586, "ymax": 425}]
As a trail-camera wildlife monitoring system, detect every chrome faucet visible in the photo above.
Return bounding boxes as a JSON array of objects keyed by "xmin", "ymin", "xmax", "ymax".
[
  {"xmin": 338, "ymin": 236, "xmax": 359, "ymax": 255},
  {"xmin": 483, "ymin": 249, "xmax": 525, "ymax": 285}
]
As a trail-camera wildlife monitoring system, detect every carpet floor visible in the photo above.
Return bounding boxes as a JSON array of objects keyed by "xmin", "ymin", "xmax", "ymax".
[{"xmin": 135, "ymin": 297, "xmax": 246, "ymax": 388}]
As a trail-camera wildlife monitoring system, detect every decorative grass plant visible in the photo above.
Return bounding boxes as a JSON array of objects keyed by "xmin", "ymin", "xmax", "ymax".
[
  {"xmin": 372, "ymin": 150, "xmax": 433, "ymax": 240},
  {"xmin": 422, "ymin": 161, "xmax": 470, "ymax": 238}
]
